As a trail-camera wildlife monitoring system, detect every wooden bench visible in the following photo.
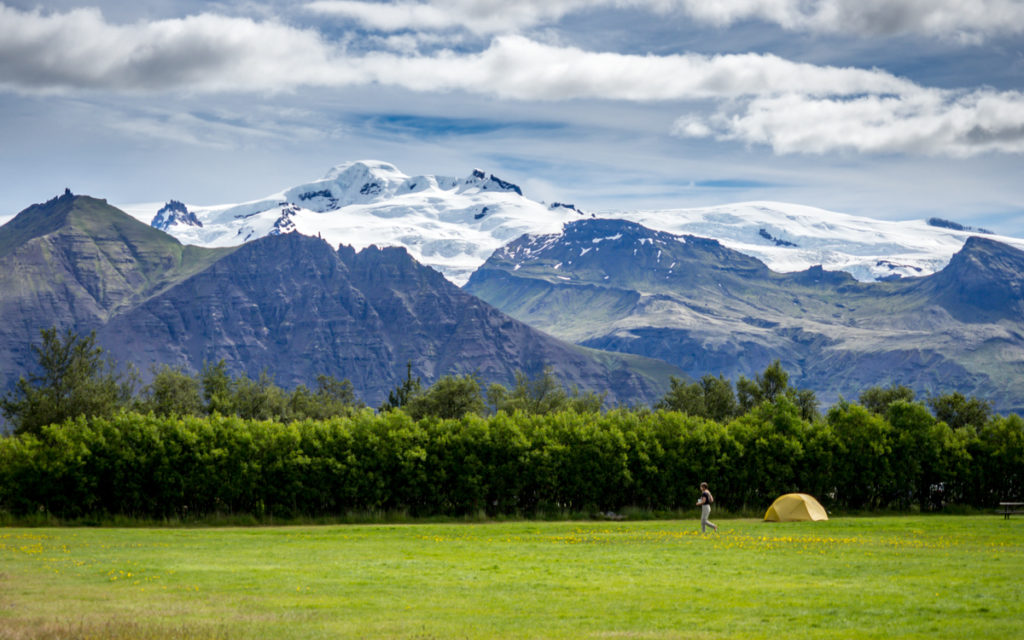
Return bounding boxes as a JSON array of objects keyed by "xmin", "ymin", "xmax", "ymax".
[{"xmin": 998, "ymin": 502, "xmax": 1024, "ymax": 519}]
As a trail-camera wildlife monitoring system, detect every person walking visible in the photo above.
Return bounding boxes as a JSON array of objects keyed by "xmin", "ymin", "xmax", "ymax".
[{"xmin": 696, "ymin": 482, "xmax": 718, "ymax": 533}]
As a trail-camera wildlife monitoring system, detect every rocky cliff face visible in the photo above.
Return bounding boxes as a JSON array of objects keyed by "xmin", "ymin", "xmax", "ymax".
[
  {"xmin": 98, "ymin": 233, "xmax": 674, "ymax": 406},
  {"xmin": 465, "ymin": 219, "xmax": 1024, "ymax": 412},
  {"xmin": 97, "ymin": 233, "xmax": 395, "ymax": 399},
  {"xmin": 1, "ymin": 195, "xmax": 676, "ymax": 407},
  {"xmin": 914, "ymin": 236, "xmax": 1024, "ymax": 323}
]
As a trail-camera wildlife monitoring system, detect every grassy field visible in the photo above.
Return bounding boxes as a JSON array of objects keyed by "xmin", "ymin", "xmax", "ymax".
[{"xmin": 1, "ymin": 516, "xmax": 1021, "ymax": 639}]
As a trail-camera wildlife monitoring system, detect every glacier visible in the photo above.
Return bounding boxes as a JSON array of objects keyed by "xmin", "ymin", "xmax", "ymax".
[{"xmin": 118, "ymin": 160, "xmax": 1024, "ymax": 286}]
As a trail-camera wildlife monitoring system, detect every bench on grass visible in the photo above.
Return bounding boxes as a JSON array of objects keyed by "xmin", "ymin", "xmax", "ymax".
[{"xmin": 998, "ymin": 502, "xmax": 1024, "ymax": 519}]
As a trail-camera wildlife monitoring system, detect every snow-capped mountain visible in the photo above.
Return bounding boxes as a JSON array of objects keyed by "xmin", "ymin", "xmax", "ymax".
[
  {"xmin": 151, "ymin": 199, "xmax": 202, "ymax": 230},
  {"xmin": 615, "ymin": 203, "xmax": 1024, "ymax": 282},
  {"xmin": 119, "ymin": 160, "xmax": 1024, "ymax": 285},
  {"xmin": 120, "ymin": 160, "xmax": 586, "ymax": 285}
]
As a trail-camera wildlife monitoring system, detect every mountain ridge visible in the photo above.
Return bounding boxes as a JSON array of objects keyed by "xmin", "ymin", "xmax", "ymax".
[
  {"xmin": 464, "ymin": 218, "xmax": 1024, "ymax": 412},
  {"xmin": 917, "ymin": 235, "xmax": 1024, "ymax": 323}
]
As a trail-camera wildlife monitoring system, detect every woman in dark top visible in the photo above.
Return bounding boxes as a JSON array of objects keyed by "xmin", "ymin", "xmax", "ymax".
[{"xmin": 696, "ymin": 482, "xmax": 718, "ymax": 533}]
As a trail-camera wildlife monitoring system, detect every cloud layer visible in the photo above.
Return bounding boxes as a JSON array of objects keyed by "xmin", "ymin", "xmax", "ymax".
[
  {"xmin": 305, "ymin": 0, "xmax": 592, "ymax": 35},
  {"xmin": 0, "ymin": 6, "xmax": 914, "ymax": 97},
  {"xmin": 676, "ymin": 0, "xmax": 1024, "ymax": 41},
  {"xmin": 675, "ymin": 90, "xmax": 1024, "ymax": 157},
  {"xmin": 307, "ymin": 0, "xmax": 1024, "ymax": 41},
  {"xmin": 0, "ymin": 6, "xmax": 348, "ymax": 92},
  {"xmin": 2, "ymin": 4, "xmax": 1022, "ymax": 157}
]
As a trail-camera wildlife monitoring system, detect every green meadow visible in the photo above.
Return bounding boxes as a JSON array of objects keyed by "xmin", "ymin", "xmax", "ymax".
[{"xmin": 1, "ymin": 516, "xmax": 1021, "ymax": 639}]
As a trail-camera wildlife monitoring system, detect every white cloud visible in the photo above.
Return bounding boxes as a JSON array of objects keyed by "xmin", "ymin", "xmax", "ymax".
[
  {"xmin": 676, "ymin": 0, "xmax": 1024, "ymax": 42},
  {"xmin": 0, "ymin": 7, "xmax": 912, "ymax": 98},
  {"xmin": 365, "ymin": 31, "xmax": 466, "ymax": 54},
  {"xmin": 305, "ymin": 0, "xmax": 1024, "ymax": 41},
  {"xmin": 304, "ymin": 0, "xmax": 596, "ymax": 35},
  {"xmin": 359, "ymin": 36, "xmax": 918, "ymax": 100},
  {"xmin": 675, "ymin": 90, "xmax": 1024, "ymax": 157},
  {"xmin": 0, "ymin": 5, "xmax": 356, "ymax": 93}
]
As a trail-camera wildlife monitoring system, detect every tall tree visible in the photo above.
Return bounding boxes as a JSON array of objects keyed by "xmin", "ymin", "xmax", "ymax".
[
  {"xmin": 232, "ymin": 371, "xmax": 288, "ymax": 420},
  {"xmin": 511, "ymin": 367, "xmax": 567, "ymax": 414},
  {"xmin": 0, "ymin": 328, "xmax": 129, "ymax": 435},
  {"xmin": 736, "ymin": 360, "xmax": 817, "ymax": 421},
  {"xmin": 287, "ymin": 375, "xmax": 363, "ymax": 420},
  {"xmin": 405, "ymin": 374, "xmax": 486, "ymax": 420},
  {"xmin": 137, "ymin": 364, "xmax": 203, "ymax": 417},
  {"xmin": 700, "ymin": 374, "xmax": 738, "ymax": 422},
  {"xmin": 656, "ymin": 374, "xmax": 738, "ymax": 421},
  {"xmin": 488, "ymin": 367, "xmax": 603, "ymax": 415},
  {"xmin": 928, "ymin": 392, "xmax": 993, "ymax": 430},
  {"xmin": 379, "ymin": 362, "xmax": 423, "ymax": 412},
  {"xmin": 656, "ymin": 376, "xmax": 706, "ymax": 416},
  {"xmin": 200, "ymin": 359, "xmax": 235, "ymax": 416},
  {"xmin": 859, "ymin": 384, "xmax": 915, "ymax": 415}
]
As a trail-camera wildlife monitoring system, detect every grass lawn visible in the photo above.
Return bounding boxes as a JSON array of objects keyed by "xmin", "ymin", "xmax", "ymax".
[{"xmin": 0, "ymin": 516, "xmax": 1021, "ymax": 639}]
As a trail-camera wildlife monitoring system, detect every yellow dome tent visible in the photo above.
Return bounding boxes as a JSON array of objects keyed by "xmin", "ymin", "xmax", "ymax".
[{"xmin": 764, "ymin": 493, "xmax": 828, "ymax": 522}]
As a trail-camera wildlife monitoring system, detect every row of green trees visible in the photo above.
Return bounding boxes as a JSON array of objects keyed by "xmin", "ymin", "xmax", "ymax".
[
  {"xmin": 0, "ymin": 329, "xmax": 365, "ymax": 435},
  {"xmin": 0, "ymin": 329, "xmax": 608, "ymax": 436},
  {"xmin": 1, "ymin": 329, "xmax": 999, "ymax": 437},
  {"xmin": 1, "ymin": 398, "xmax": 1020, "ymax": 519},
  {"xmin": 1, "ymin": 328, "xmax": 1020, "ymax": 519}
]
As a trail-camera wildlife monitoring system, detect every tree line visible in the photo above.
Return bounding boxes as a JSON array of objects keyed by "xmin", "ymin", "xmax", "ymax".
[
  {"xmin": 0, "ymin": 329, "xmax": 608, "ymax": 436},
  {"xmin": 0, "ymin": 328, "xmax": 1020, "ymax": 519}
]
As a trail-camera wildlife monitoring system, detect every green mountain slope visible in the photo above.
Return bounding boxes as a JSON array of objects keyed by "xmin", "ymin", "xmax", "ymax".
[
  {"xmin": 0, "ymin": 191, "xmax": 234, "ymax": 317},
  {"xmin": 0, "ymin": 191, "xmax": 235, "ymax": 383}
]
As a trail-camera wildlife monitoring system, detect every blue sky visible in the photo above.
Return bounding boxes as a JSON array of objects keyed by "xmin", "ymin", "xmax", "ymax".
[{"xmin": 1, "ymin": 0, "xmax": 1023, "ymax": 235}]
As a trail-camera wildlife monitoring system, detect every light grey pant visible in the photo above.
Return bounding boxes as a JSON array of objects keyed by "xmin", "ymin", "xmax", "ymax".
[{"xmin": 701, "ymin": 504, "xmax": 717, "ymax": 532}]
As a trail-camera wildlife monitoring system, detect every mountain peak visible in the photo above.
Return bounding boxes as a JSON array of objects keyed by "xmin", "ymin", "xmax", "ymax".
[
  {"xmin": 462, "ymin": 169, "xmax": 523, "ymax": 196},
  {"xmin": 152, "ymin": 200, "xmax": 203, "ymax": 231},
  {"xmin": 940, "ymin": 235, "xmax": 1024, "ymax": 285},
  {"xmin": 483, "ymin": 217, "xmax": 769, "ymax": 288},
  {"xmin": 550, "ymin": 202, "xmax": 586, "ymax": 215},
  {"xmin": 0, "ymin": 192, "xmax": 233, "ymax": 355},
  {"xmin": 322, "ymin": 159, "xmax": 404, "ymax": 182},
  {"xmin": 280, "ymin": 159, "xmax": 413, "ymax": 212},
  {"xmin": 957, "ymin": 234, "xmax": 1024, "ymax": 258},
  {"xmin": 0, "ymin": 193, "xmax": 109, "ymax": 257},
  {"xmin": 4, "ymin": 193, "xmax": 198, "ymax": 262},
  {"xmin": 919, "ymin": 235, "xmax": 1024, "ymax": 322},
  {"xmin": 126, "ymin": 160, "xmax": 577, "ymax": 284}
]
